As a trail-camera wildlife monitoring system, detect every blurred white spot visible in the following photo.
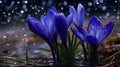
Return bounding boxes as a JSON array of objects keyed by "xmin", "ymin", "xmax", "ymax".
[
  {"xmin": 61, "ymin": 7, "xmax": 63, "ymax": 10},
  {"xmin": 33, "ymin": 50, "xmax": 40, "ymax": 53},
  {"xmin": 88, "ymin": 2, "xmax": 92, "ymax": 6},
  {"xmin": 44, "ymin": 12, "xmax": 46, "ymax": 15},
  {"xmin": 63, "ymin": 1, "xmax": 67, "ymax": 6},
  {"xmin": 24, "ymin": 0, "xmax": 28, "ymax": 4},
  {"xmin": 7, "ymin": 19, "xmax": 10, "ymax": 22},
  {"xmin": 15, "ymin": 35, "xmax": 18, "ymax": 38},
  {"xmin": 3, "ymin": 36, "xmax": 7, "ymax": 38},
  {"xmin": 99, "ymin": 16, "xmax": 102, "ymax": 19},
  {"xmin": 35, "ymin": 12, "xmax": 37, "ymax": 14},
  {"xmin": 4, "ymin": 15, "xmax": 7, "ymax": 17},
  {"xmin": 0, "ymin": 0, "xmax": 2, "ymax": 3},
  {"xmin": 6, "ymin": 44, "xmax": 10, "ymax": 46},
  {"xmin": 106, "ymin": 12, "xmax": 110, "ymax": 17},
  {"xmin": 37, "ymin": 9, "xmax": 40, "ymax": 12},
  {"xmin": 12, "ymin": 10, "xmax": 14, "ymax": 13},
  {"xmin": 87, "ymin": 8, "xmax": 91, "ymax": 11},
  {"xmin": 20, "ymin": 10, "xmax": 24, "ymax": 14},
  {"xmin": 115, "ymin": 0, "xmax": 117, "ymax": 3},
  {"xmin": 86, "ymin": 13, "xmax": 89, "ymax": 16},
  {"xmin": 32, "ymin": 43, "xmax": 36, "ymax": 46},
  {"xmin": 113, "ymin": 9, "xmax": 116, "ymax": 12},
  {"xmin": 102, "ymin": 6, "xmax": 107, "ymax": 11},
  {"xmin": 24, "ymin": 33, "xmax": 27, "ymax": 37},
  {"xmin": 41, "ymin": 7, "xmax": 44, "ymax": 10},
  {"xmin": 99, "ymin": 0, "xmax": 104, "ymax": 3},
  {"xmin": 42, "ymin": 1, "xmax": 46, "ymax": 6},
  {"xmin": 8, "ymin": 13, "xmax": 11, "ymax": 16},
  {"xmin": 117, "ymin": 16, "xmax": 119, "ymax": 19},
  {"xmin": 22, "ymin": 28, "xmax": 25, "ymax": 30},
  {"xmin": 48, "ymin": 0, "xmax": 53, "ymax": 5},
  {"xmin": 17, "ymin": 1, "xmax": 20, "ymax": 4},
  {"xmin": 96, "ymin": 2, "xmax": 99, "ymax": 5},
  {"xmin": 3, "ymin": 12, "xmax": 5, "ymax": 14}
]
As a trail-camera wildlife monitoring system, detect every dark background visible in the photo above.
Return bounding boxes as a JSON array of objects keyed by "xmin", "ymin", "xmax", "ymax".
[{"xmin": 0, "ymin": 0, "xmax": 120, "ymax": 24}]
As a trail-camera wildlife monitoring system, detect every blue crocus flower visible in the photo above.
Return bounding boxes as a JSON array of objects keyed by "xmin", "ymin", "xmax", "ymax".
[
  {"xmin": 27, "ymin": 6, "xmax": 57, "ymax": 44},
  {"xmin": 54, "ymin": 13, "xmax": 72, "ymax": 45},
  {"xmin": 27, "ymin": 7, "xmax": 58, "ymax": 65},
  {"xmin": 69, "ymin": 3, "xmax": 85, "ymax": 27},
  {"xmin": 71, "ymin": 16, "xmax": 114, "ymax": 50}
]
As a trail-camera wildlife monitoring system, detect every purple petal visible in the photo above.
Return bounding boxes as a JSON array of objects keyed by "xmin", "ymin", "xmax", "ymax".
[
  {"xmin": 99, "ymin": 21, "xmax": 114, "ymax": 43},
  {"xmin": 69, "ymin": 6, "xmax": 77, "ymax": 25},
  {"xmin": 71, "ymin": 28, "xmax": 86, "ymax": 41},
  {"xmin": 55, "ymin": 13, "xmax": 67, "ymax": 44},
  {"xmin": 27, "ymin": 16, "xmax": 49, "ymax": 42},
  {"xmin": 66, "ymin": 14, "xmax": 73, "ymax": 27},
  {"xmin": 78, "ymin": 26, "xmax": 88, "ymax": 37},
  {"xmin": 88, "ymin": 16, "xmax": 103, "ymax": 38},
  {"xmin": 69, "ymin": 6, "xmax": 76, "ymax": 16},
  {"xmin": 44, "ymin": 13, "xmax": 56, "ymax": 39},
  {"xmin": 40, "ymin": 15, "xmax": 45, "ymax": 25},
  {"xmin": 86, "ymin": 36, "xmax": 98, "ymax": 49},
  {"xmin": 77, "ymin": 3, "xmax": 85, "ymax": 26},
  {"xmin": 47, "ymin": 6, "xmax": 57, "ymax": 15}
]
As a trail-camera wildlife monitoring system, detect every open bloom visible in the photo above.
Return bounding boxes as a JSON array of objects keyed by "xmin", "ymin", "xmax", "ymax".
[
  {"xmin": 69, "ymin": 3, "xmax": 85, "ymax": 27},
  {"xmin": 27, "ymin": 6, "xmax": 72, "ymax": 44},
  {"xmin": 72, "ymin": 16, "xmax": 114, "ymax": 50},
  {"xmin": 27, "ymin": 6, "xmax": 57, "ymax": 43}
]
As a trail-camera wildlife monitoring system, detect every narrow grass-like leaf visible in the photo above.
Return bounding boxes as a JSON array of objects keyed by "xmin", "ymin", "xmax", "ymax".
[
  {"xmin": 38, "ymin": 48, "xmax": 51, "ymax": 52},
  {"xmin": 0, "ymin": 56, "xmax": 31, "ymax": 63}
]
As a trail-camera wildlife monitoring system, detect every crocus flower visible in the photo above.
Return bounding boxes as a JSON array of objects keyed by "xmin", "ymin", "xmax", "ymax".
[
  {"xmin": 69, "ymin": 3, "xmax": 85, "ymax": 27},
  {"xmin": 27, "ymin": 6, "xmax": 58, "ymax": 66},
  {"xmin": 71, "ymin": 16, "xmax": 114, "ymax": 50},
  {"xmin": 27, "ymin": 6, "xmax": 57, "ymax": 44},
  {"xmin": 54, "ymin": 13, "xmax": 72, "ymax": 45}
]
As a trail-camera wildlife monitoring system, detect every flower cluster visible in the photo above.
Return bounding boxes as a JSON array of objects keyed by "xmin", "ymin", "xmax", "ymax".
[{"xmin": 27, "ymin": 3, "xmax": 114, "ymax": 67}]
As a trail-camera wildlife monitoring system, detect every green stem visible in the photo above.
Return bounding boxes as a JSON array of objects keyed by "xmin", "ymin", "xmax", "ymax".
[
  {"xmin": 26, "ymin": 45, "xmax": 29, "ymax": 64},
  {"xmin": 81, "ymin": 41, "xmax": 88, "ymax": 62},
  {"xmin": 90, "ymin": 48, "xmax": 98, "ymax": 67},
  {"xmin": 48, "ymin": 42, "xmax": 57, "ymax": 67}
]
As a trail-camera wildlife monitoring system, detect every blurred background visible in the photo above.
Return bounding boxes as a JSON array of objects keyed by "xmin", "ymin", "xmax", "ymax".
[{"xmin": 0, "ymin": 0, "xmax": 120, "ymax": 62}]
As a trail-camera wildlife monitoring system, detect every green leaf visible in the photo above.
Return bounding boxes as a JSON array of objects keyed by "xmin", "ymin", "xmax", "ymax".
[
  {"xmin": 38, "ymin": 47, "xmax": 51, "ymax": 52},
  {"xmin": 0, "ymin": 56, "xmax": 27, "ymax": 63}
]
